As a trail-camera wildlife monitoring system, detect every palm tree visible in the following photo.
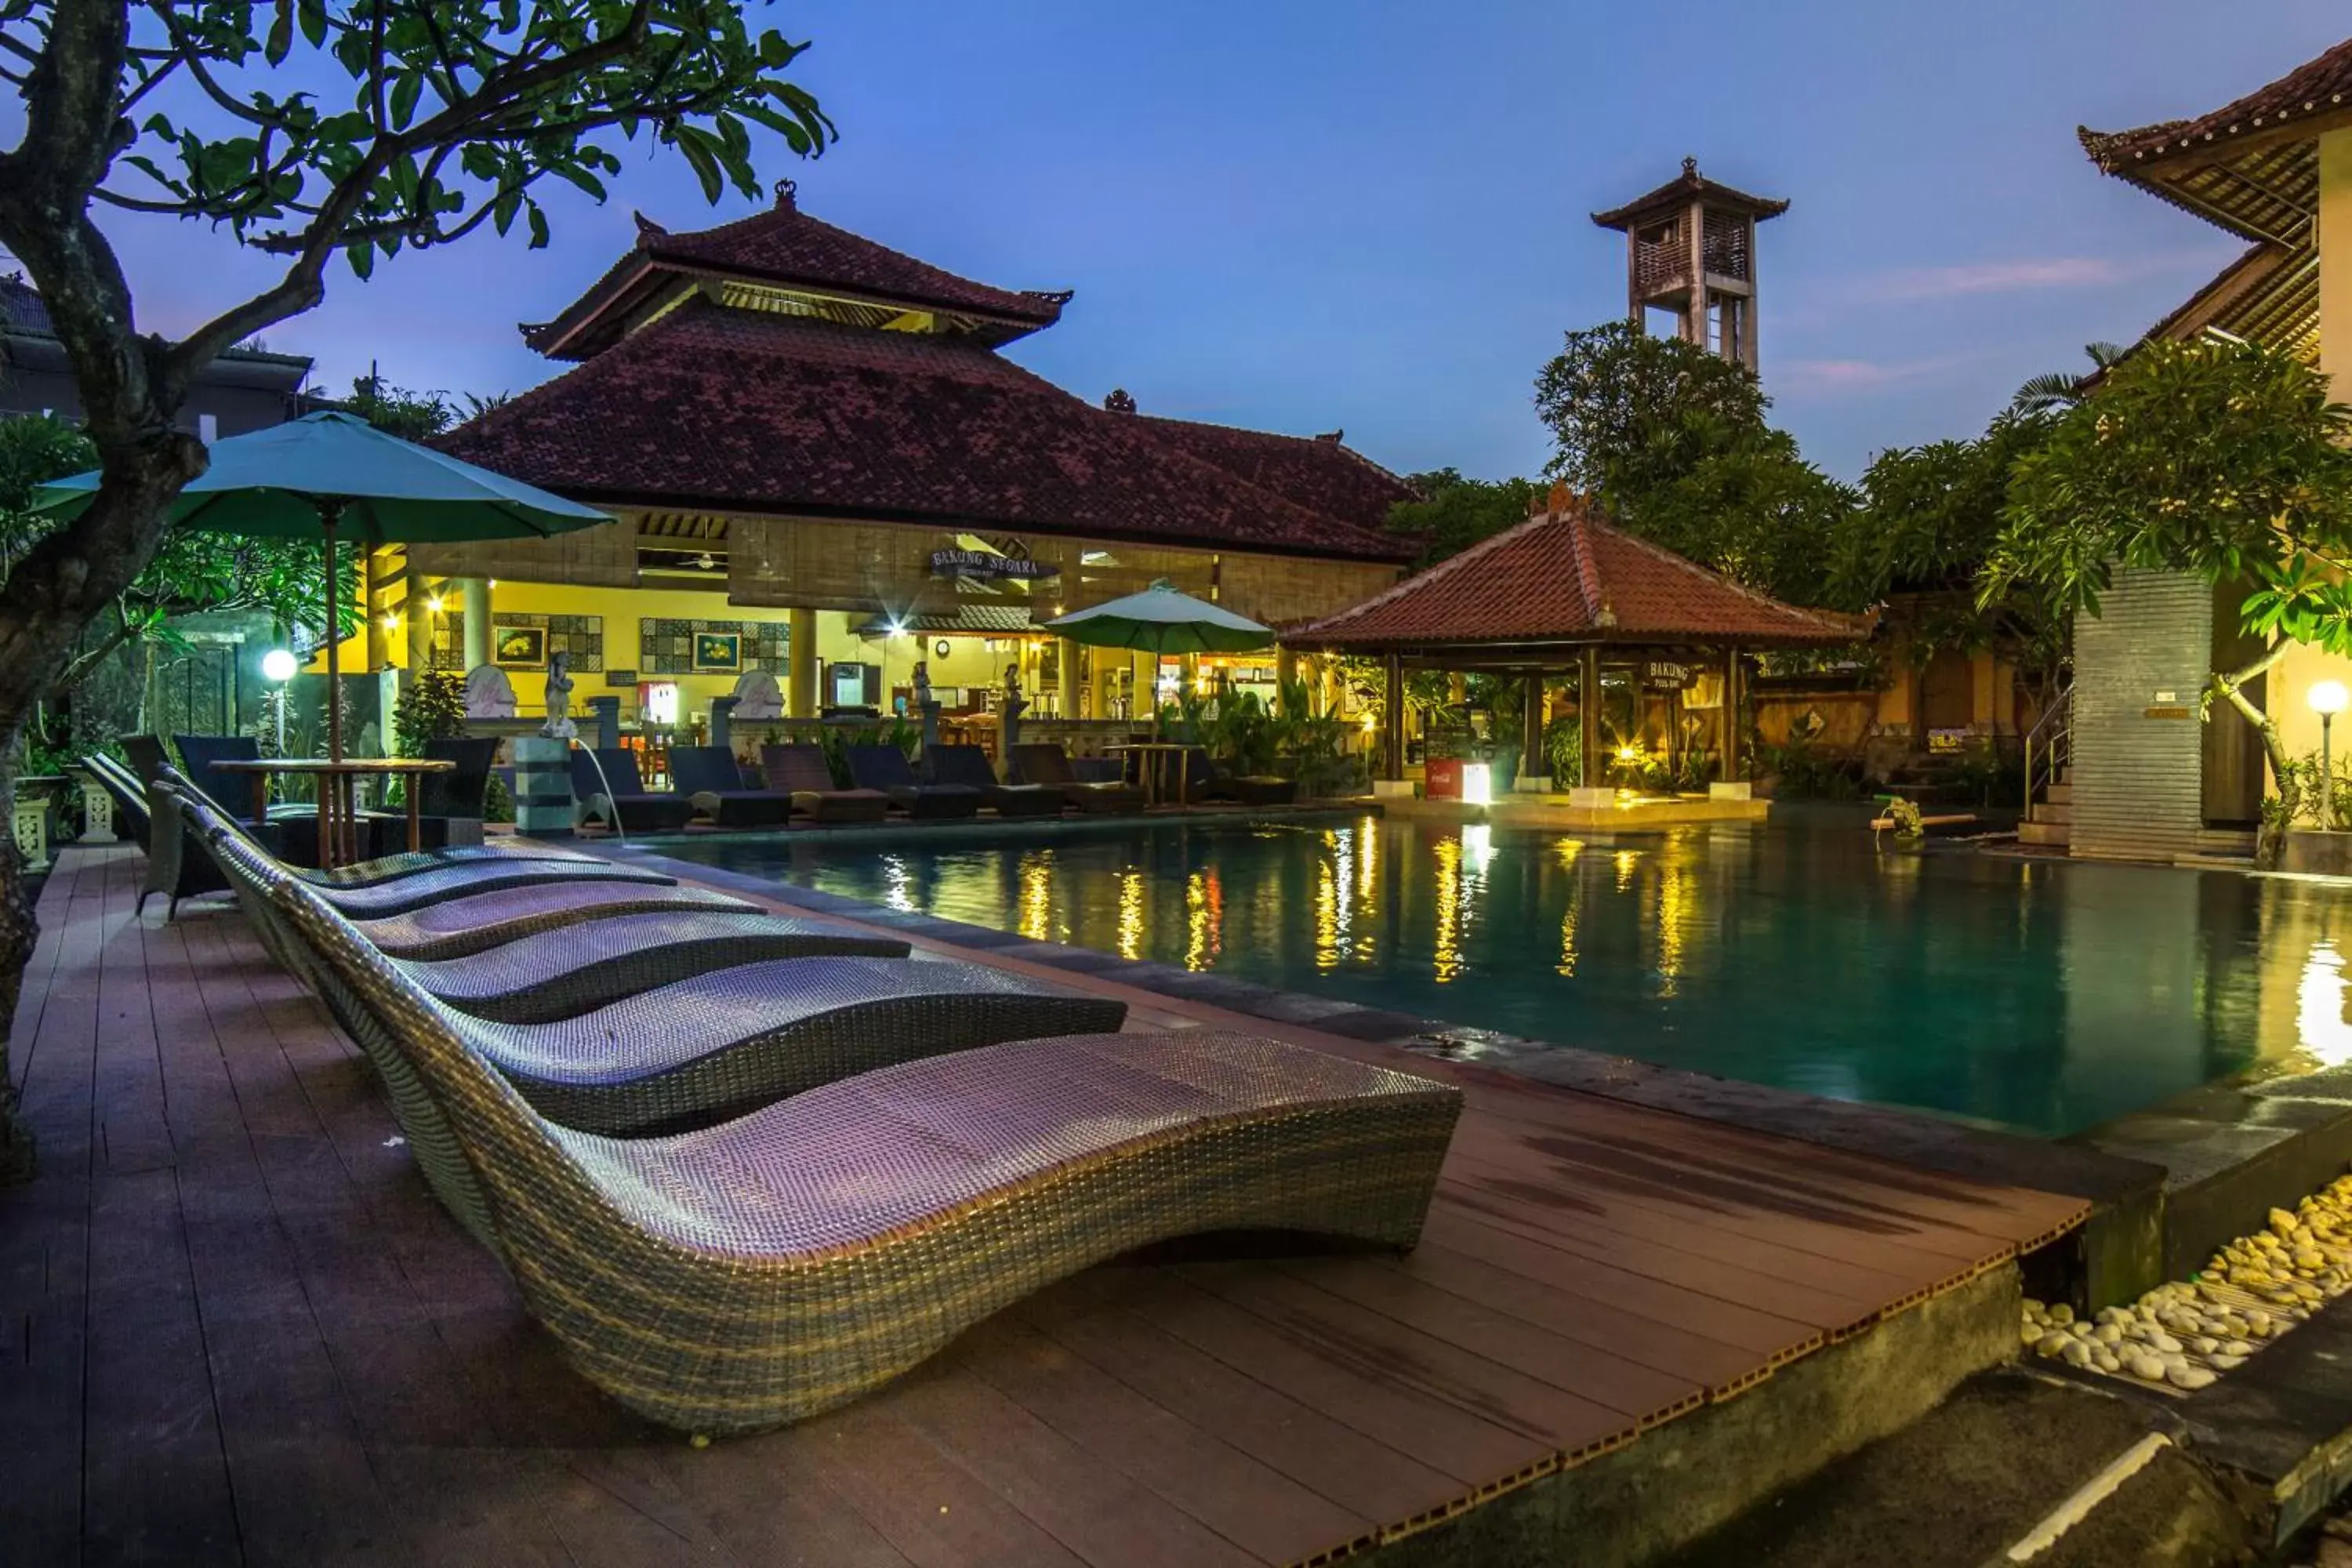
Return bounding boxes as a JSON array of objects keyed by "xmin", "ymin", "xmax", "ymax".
[{"xmin": 2011, "ymin": 342, "xmax": 2128, "ymax": 414}]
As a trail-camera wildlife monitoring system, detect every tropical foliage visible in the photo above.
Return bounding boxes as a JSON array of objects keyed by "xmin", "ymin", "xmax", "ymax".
[
  {"xmin": 0, "ymin": 0, "xmax": 833, "ymax": 1178},
  {"xmin": 1984, "ymin": 336, "xmax": 2352, "ymax": 855}
]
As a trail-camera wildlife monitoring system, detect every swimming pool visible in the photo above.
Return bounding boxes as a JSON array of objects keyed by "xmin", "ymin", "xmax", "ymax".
[{"xmin": 655, "ymin": 815, "xmax": 2352, "ymax": 1137}]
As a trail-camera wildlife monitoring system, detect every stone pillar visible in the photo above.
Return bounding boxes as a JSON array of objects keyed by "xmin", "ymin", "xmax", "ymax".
[
  {"xmin": 919, "ymin": 698, "xmax": 942, "ymax": 757},
  {"xmin": 585, "ymin": 695, "xmax": 619, "ymax": 750},
  {"xmin": 708, "ymin": 696, "xmax": 739, "ymax": 752},
  {"xmin": 510, "ymin": 735, "xmax": 575, "ymax": 839},
  {"xmin": 1737, "ymin": 216, "xmax": 1761, "ymax": 371},
  {"xmin": 1711, "ymin": 645, "xmax": 1751, "ymax": 800},
  {"xmin": 2322, "ymin": 128, "xmax": 2352, "ymax": 397},
  {"xmin": 460, "ymin": 578, "xmax": 492, "ymax": 670},
  {"xmin": 1379, "ymin": 652, "xmax": 1406, "ymax": 788},
  {"xmin": 74, "ymin": 768, "xmax": 114, "ymax": 843},
  {"xmin": 1057, "ymin": 636, "xmax": 1081, "ymax": 721},
  {"xmin": 787, "ymin": 608, "xmax": 818, "ymax": 719}
]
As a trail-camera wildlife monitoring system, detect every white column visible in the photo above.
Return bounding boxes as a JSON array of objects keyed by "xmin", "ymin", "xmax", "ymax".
[{"xmin": 460, "ymin": 578, "xmax": 492, "ymax": 670}]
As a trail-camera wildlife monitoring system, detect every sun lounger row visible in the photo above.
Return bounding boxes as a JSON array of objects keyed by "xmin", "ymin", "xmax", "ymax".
[
  {"xmin": 570, "ymin": 740, "xmax": 1296, "ymax": 833},
  {"xmin": 160, "ymin": 771, "xmax": 1458, "ymax": 1436}
]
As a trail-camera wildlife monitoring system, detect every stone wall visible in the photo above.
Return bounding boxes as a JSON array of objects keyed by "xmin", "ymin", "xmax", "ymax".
[{"xmin": 2071, "ymin": 567, "xmax": 2212, "ymax": 862}]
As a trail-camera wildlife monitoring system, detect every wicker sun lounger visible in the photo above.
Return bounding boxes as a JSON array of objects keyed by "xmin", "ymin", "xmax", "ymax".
[
  {"xmin": 1011, "ymin": 743, "xmax": 1146, "ymax": 812},
  {"xmin": 670, "ymin": 745, "xmax": 790, "ymax": 828},
  {"xmin": 350, "ymin": 878, "xmax": 762, "ymax": 962},
  {"xmin": 927, "ymin": 744, "xmax": 1065, "ymax": 817},
  {"xmin": 269, "ymin": 864, "xmax": 1461, "ymax": 1434},
  {"xmin": 390, "ymin": 910, "xmax": 913, "ymax": 1023},
  {"xmin": 759, "ymin": 744, "xmax": 891, "ymax": 824},
  {"xmin": 571, "ymin": 746, "xmax": 695, "ymax": 833},
  {"xmin": 847, "ymin": 744, "xmax": 982, "ymax": 818}
]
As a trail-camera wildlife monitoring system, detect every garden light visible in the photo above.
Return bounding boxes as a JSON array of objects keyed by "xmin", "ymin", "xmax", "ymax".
[
  {"xmin": 2314, "ymin": 681, "xmax": 2350, "ymax": 827},
  {"xmin": 260, "ymin": 648, "xmax": 299, "ymax": 683}
]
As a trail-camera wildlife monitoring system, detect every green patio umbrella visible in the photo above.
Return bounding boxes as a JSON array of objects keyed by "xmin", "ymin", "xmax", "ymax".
[
  {"xmin": 34, "ymin": 410, "xmax": 611, "ymax": 759},
  {"xmin": 1042, "ymin": 579, "xmax": 1275, "ymax": 735}
]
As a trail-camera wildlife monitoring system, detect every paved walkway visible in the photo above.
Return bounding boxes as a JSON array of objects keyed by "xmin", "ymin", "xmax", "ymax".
[{"xmin": 1, "ymin": 847, "xmax": 2087, "ymax": 1566}]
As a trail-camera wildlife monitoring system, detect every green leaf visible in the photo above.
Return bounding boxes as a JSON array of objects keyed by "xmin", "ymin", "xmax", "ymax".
[
  {"xmin": 266, "ymin": 4, "xmax": 294, "ymax": 66},
  {"xmin": 298, "ymin": 0, "xmax": 328, "ymax": 48},
  {"xmin": 389, "ymin": 71, "xmax": 423, "ymax": 131}
]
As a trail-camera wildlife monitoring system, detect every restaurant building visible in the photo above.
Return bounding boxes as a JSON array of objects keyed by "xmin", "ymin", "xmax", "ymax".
[
  {"xmin": 345, "ymin": 185, "xmax": 1417, "ymax": 738},
  {"xmin": 2060, "ymin": 37, "xmax": 2352, "ymax": 860}
]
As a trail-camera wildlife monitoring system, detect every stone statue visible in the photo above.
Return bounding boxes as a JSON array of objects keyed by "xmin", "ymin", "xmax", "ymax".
[
  {"xmin": 539, "ymin": 651, "xmax": 577, "ymax": 739},
  {"xmin": 912, "ymin": 660, "xmax": 933, "ymax": 709},
  {"xmin": 731, "ymin": 668, "xmax": 784, "ymax": 720},
  {"xmin": 1002, "ymin": 663, "xmax": 1024, "ymax": 708},
  {"xmin": 464, "ymin": 663, "xmax": 517, "ymax": 719}
]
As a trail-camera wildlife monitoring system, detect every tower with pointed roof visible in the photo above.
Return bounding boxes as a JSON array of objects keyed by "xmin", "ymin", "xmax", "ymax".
[{"xmin": 1591, "ymin": 158, "xmax": 1788, "ymax": 372}]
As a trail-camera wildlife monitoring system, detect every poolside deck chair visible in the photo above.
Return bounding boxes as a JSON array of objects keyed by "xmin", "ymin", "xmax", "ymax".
[
  {"xmin": 269, "ymin": 859, "xmax": 1460, "ymax": 1433},
  {"xmin": 351, "ymin": 878, "xmax": 761, "ymax": 962},
  {"xmin": 759, "ymin": 744, "xmax": 891, "ymax": 824},
  {"xmin": 1184, "ymin": 747, "xmax": 1298, "ymax": 808},
  {"xmin": 360, "ymin": 735, "xmax": 498, "ymax": 855},
  {"xmin": 570, "ymin": 746, "xmax": 693, "ymax": 834},
  {"xmin": 390, "ymin": 911, "xmax": 913, "ymax": 1024},
  {"xmin": 927, "ymin": 744, "xmax": 1065, "ymax": 817},
  {"xmin": 847, "ymin": 744, "xmax": 982, "ymax": 819},
  {"xmin": 1011, "ymin": 742, "xmax": 1146, "ymax": 813},
  {"xmin": 670, "ymin": 745, "xmax": 789, "ymax": 829}
]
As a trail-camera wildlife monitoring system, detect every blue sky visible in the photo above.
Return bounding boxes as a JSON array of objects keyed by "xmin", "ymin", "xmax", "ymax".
[{"xmin": 56, "ymin": 1, "xmax": 2352, "ymax": 483}]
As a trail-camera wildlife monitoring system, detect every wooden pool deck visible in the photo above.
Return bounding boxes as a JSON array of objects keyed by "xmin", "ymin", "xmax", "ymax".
[{"xmin": 1, "ymin": 846, "xmax": 2089, "ymax": 1566}]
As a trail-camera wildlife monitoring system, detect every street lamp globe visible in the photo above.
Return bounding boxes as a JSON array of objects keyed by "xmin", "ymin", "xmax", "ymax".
[
  {"xmin": 260, "ymin": 648, "xmax": 299, "ymax": 684},
  {"xmin": 2311, "ymin": 681, "xmax": 2350, "ymax": 717}
]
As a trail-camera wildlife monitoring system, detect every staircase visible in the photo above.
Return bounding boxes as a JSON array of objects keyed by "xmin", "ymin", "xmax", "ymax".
[
  {"xmin": 2017, "ymin": 684, "xmax": 2072, "ymax": 851},
  {"xmin": 2018, "ymin": 768, "xmax": 2071, "ymax": 849}
]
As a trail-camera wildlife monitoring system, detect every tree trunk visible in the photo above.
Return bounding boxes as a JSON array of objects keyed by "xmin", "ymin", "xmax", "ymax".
[
  {"xmin": 2209, "ymin": 638, "xmax": 2296, "ymax": 868},
  {"xmin": 0, "ymin": 741, "xmax": 33, "ymax": 1184}
]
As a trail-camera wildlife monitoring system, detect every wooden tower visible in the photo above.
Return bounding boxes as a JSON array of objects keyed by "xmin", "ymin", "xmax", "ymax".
[{"xmin": 1592, "ymin": 158, "xmax": 1788, "ymax": 372}]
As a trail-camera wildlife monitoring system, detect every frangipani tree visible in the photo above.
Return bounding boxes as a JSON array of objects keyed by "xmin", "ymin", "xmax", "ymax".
[
  {"xmin": 0, "ymin": 0, "xmax": 833, "ymax": 1178},
  {"xmin": 1982, "ymin": 336, "xmax": 2352, "ymax": 857}
]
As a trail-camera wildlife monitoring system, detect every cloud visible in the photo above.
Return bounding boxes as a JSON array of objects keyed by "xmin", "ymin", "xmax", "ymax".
[
  {"xmin": 1776, "ymin": 351, "xmax": 1995, "ymax": 397},
  {"xmin": 1851, "ymin": 249, "xmax": 2227, "ymax": 305}
]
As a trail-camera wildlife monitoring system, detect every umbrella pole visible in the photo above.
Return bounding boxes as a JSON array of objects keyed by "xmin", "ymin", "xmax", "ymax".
[{"xmin": 322, "ymin": 503, "xmax": 343, "ymax": 762}]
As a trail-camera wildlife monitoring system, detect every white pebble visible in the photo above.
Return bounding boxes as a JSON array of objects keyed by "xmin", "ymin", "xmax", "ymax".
[
  {"xmin": 2169, "ymin": 1366, "xmax": 2217, "ymax": 1390},
  {"xmin": 2126, "ymin": 1352, "xmax": 2168, "ymax": 1381},
  {"xmin": 2209, "ymin": 1354, "xmax": 2246, "ymax": 1371}
]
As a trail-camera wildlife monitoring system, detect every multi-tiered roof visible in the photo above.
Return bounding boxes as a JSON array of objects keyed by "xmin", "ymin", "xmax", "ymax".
[{"xmin": 442, "ymin": 186, "xmax": 1417, "ymax": 563}]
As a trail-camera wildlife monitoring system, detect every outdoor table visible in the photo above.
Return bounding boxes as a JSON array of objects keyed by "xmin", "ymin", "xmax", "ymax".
[
  {"xmin": 213, "ymin": 757, "xmax": 456, "ymax": 869},
  {"xmin": 1104, "ymin": 742, "xmax": 1192, "ymax": 808}
]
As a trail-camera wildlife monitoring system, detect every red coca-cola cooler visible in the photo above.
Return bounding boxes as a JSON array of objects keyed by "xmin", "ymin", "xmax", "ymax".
[{"xmin": 1425, "ymin": 758, "xmax": 1464, "ymax": 800}]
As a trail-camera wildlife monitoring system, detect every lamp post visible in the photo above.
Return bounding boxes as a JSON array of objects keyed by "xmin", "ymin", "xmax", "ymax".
[
  {"xmin": 260, "ymin": 647, "xmax": 299, "ymax": 751},
  {"xmin": 2311, "ymin": 681, "xmax": 2350, "ymax": 827}
]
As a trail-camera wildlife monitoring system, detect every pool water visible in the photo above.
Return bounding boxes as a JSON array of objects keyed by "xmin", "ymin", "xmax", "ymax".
[{"xmin": 658, "ymin": 815, "xmax": 2352, "ymax": 1137}]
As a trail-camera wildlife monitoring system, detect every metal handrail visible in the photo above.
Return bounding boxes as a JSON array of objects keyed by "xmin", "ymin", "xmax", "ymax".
[{"xmin": 2023, "ymin": 684, "xmax": 2074, "ymax": 817}]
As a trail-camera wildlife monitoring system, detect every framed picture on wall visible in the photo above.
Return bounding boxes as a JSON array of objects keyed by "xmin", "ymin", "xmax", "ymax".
[
  {"xmin": 492, "ymin": 624, "xmax": 546, "ymax": 669},
  {"xmin": 693, "ymin": 630, "xmax": 742, "ymax": 671}
]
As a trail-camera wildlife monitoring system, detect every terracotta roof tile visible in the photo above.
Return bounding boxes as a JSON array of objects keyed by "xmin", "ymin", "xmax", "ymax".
[
  {"xmin": 2082, "ymin": 38, "xmax": 2352, "ymax": 170},
  {"xmin": 1294, "ymin": 500, "xmax": 1864, "ymax": 648},
  {"xmin": 439, "ymin": 301, "xmax": 1416, "ymax": 564},
  {"xmin": 1128, "ymin": 414, "xmax": 1420, "ymax": 533}
]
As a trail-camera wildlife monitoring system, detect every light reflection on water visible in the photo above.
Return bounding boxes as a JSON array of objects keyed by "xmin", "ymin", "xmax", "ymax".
[{"xmin": 675, "ymin": 815, "xmax": 2352, "ymax": 1138}]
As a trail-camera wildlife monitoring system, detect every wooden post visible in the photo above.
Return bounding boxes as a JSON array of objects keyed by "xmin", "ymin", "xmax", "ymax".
[
  {"xmin": 1627, "ymin": 226, "xmax": 1643, "ymax": 324},
  {"xmin": 1522, "ymin": 672, "xmax": 1545, "ymax": 786},
  {"xmin": 1579, "ymin": 645, "xmax": 1601, "ymax": 789},
  {"xmin": 787, "ymin": 608, "xmax": 818, "ymax": 718},
  {"xmin": 1382, "ymin": 653, "xmax": 1405, "ymax": 781},
  {"xmin": 1738, "ymin": 216, "xmax": 1761, "ymax": 369},
  {"xmin": 363, "ymin": 548, "xmax": 388, "ymax": 673},
  {"xmin": 1057, "ymin": 636, "xmax": 1081, "ymax": 720},
  {"xmin": 1723, "ymin": 645, "xmax": 1744, "ymax": 780},
  {"xmin": 1686, "ymin": 196, "xmax": 1708, "ymax": 350}
]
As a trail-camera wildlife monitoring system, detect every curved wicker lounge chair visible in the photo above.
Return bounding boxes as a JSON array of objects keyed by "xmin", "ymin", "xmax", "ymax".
[
  {"xmin": 571, "ymin": 746, "xmax": 693, "ymax": 833},
  {"xmin": 351, "ymin": 879, "xmax": 761, "ymax": 962},
  {"xmin": 390, "ymin": 910, "xmax": 912, "ymax": 1023},
  {"xmin": 270, "ymin": 867, "xmax": 1461, "ymax": 1435}
]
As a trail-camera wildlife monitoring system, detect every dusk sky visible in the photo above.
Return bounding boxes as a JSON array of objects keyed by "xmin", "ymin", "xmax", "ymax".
[{"xmin": 50, "ymin": 2, "xmax": 2352, "ymax": 485}]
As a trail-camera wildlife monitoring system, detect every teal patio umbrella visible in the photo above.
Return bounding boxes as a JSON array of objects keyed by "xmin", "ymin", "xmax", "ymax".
[
  {"xmin": 34, "ymin": 411, "xmax": 611, "ymax": 759},
  {"xmin": 1042, "ymin": 579, "xmax": 1275, "ymax": 733}
]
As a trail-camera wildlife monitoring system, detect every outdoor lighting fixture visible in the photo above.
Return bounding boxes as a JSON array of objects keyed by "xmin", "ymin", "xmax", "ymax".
[
  {"xmin": 1461, "ymin": 763, "xmax": 1494, "ymax": 806},
  {"xmin": 260, "ymin": 648, "xmax": 298, "ymax": 749},
  {"xmin": 2314, "ymin": 681, "xmax": 2350, "ymax": 826},
  {"xmin": 1615, "ymin": 744, "xmax": 1642, "ymax": 764},
  {"xmin": 381, "ymin": 612, "xmax": 399, "ymax": 630},
  {"xmin": 1359, "ymin": 711, "xmax": 1379, "ymax": 733},
  {"xmin": 886, "ymin": 618, "xmax": 909, "ymax": 638},
  {"xmin": 426, "ymin": 596, "xmax": 444, "ymax": 613}
]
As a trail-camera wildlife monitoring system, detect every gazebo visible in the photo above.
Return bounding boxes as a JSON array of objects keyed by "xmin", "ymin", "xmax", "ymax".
[{"xmin": 1294, "ymin": 493, "xmax": 1867, "ymax": 796}]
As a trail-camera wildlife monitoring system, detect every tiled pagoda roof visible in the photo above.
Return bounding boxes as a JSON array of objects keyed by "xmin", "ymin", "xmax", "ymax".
[
  {"xmin": 1128, "ymin": 413, "xmax": 1421, "ymax": 532},
  {"xmin": 1294, "ymin": 498, "xmax": 1865, "ymax": 650},
  {"xmin": 441, "ymin": 299, "xmax": 1417, "ymax": 563},
  {"xmin": 1591, "ymin": 158, "xmax": 1790, "ymax": 230}
]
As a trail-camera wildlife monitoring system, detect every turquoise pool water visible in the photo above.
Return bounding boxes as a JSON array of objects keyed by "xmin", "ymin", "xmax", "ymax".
[{"xmin": 656, "ymin": 815, "xmax": 2352, "ymax": 1137}]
